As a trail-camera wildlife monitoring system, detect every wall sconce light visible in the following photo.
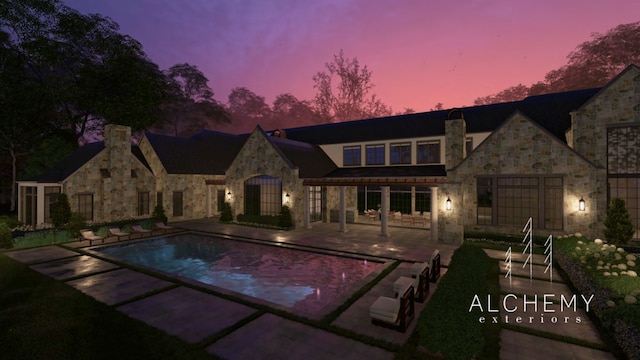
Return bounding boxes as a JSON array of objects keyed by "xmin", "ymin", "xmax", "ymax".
[
  {"xmin": 227, "ymin": 191, "xmax": 232, "ymax": 201},
  {"xmin": 579, "ymin": 197, "xmax": 585, "ymax": 211},
  {"xmin": 446, "ymin": 197, "xmax": 452, "ymax": 211},
  {"xmin": 285, "ymin": 193, "xmax": 290, "ymax": 204}
]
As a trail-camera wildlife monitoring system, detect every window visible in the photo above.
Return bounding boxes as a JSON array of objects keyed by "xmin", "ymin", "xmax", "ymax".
[
  {"xmin": 44, "ymin": 187, "xmax": 61, "ymax": 223},
  {"xmin": 417, "ymin": 141, "xmax": 440, "ymax": 164},
  {"xmin": 607, "ymin": 125, "xmax": 640, "ymax": 238},
  {"xmin": 245, "ymin": 175, "xmax": 282, "ymax": 216},
  {"xmin": 390, "ymin": 143, "xmax": 411, "ymax": 164},
  {"xmin": 137, "ymin": 191, "xmax": 150, "ymax": 216},
  {"xmin": 365, "ymin": 144, "xmax": 385, "ymax": 165},
  {"xmin": 476, "ymin": 176, "xmax": 563, "ymax": 230},
  {"xmin": 309, "ymin": 186, "xmax": 323, "ymax": 222},
  {"xmin": 343, "ymin": 146, "xmax": 361, "ymax": 166},
  {"xmin": 157, "ymin": 192, "xmax": 163, "ymax": 208},
  {"xmin": 173, "ymin": 191, "xmax": 183, "ymax": 217},
  {"xmin": 78, "ymin": 194, "xmax": 93, "ymax": 221}
]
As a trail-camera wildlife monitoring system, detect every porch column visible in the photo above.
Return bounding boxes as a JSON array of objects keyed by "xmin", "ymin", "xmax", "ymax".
[
  {"xmin": 430, "ymin": 187, "xmax": 439, "ymax": 242},
  {"xmin": 303, "ymin": 186, "xmax": 311, "ymax": 229},
  {"xmin": 339, "ymin": 186, "xmax": 347, "ymax": 233},
  {"xmin": 380, "ymin": 186, "xmax": 389, "ymax": 237},
  {"xmin": 36, "ymin": 183, "xmax": 46, "ymax": 226}
]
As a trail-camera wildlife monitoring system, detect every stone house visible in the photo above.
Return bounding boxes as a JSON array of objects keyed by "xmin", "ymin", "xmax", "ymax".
[{"xmin": 17, "ymin": 65, "xmax": 640, "ymax": 243}]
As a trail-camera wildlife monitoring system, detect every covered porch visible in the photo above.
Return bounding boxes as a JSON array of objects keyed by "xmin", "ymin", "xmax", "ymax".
[{"xmin": 301, "ymin": 174, "xmax": 447, "ymax": 242}]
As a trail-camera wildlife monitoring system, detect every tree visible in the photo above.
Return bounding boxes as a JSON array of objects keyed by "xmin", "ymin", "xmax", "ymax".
[
  {"xmin": 473, "ymin": 21, "xmax": 640, "ymax": 105},
  {"xmin": 22, "ymin": 136, "xmax": 75, "ymax": 179},
  {"xmin": 0, "ymin": 0, "xmax": 169, "ymax": 142},
  {"xmin": 271, "ymin": 93, "xmax": 319, "ymax": 128},
  {"xmin": 0, "ymin": 29, "xmax": 58, "ymax": 211},
  {"xmin": 312, "ymin": 50, "xmax": 391, "ymax": 123},
  {"xmin": 604, "ymin": 198, "xmax": 635, "ymax": 245},
  {"xmin": 154, "ymin": 63, "xmax": 229, "ymax": 137},
  {"xmin": 51, "ymin": 193, "xmax": 71, "ymax": 228},
  {"xmin": 473, "ymin": 84, "xmax": 530, "ymax": 105},
  {"xmin": 226, "ymin": 87, "xmax": 271, "ymax": 129}
]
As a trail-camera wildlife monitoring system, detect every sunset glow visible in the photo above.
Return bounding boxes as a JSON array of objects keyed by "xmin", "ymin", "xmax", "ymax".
[{"xmin": 64, "ymin": 0, "xmax": 639, "ymax": 131}]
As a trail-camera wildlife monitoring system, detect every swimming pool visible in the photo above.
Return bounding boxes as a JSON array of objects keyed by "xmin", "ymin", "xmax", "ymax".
[{"xmin": 93, "ymin": 233, "xmax": 384, "ymax": 316}]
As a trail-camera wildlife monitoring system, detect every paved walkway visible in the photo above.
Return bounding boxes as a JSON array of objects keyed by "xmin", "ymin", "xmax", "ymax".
[
  {"xmin": 483, "ymin": 249, "xmax": 615, "ymax": 359},
  {"xmin": 2, "ymin": 220, "xmax": 616, "ymax": 359}
]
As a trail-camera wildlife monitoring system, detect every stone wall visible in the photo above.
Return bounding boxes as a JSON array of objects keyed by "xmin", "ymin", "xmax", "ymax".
[
  {"xmin": 225, "ymin": 128, "xmax": 304, "ymax": 228},
  {"xmin": 447, "ymin": 112, "xmax": 604, "ymax": 239},
  {"xmin": 63, "ymin": 125, "xmax": 156, "ymax": 223},
  {"xmin": 570, "ymin": 66, "xmax": 640, "ymax": 168},
  {"xmin": 137, "ymin": 135, "xmax": 225, "ymax": 221}
]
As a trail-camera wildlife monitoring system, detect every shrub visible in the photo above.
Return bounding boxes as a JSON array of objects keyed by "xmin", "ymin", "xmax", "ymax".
[
  {"xmin": 0, "ymin": 222, "xmax": 13, "ymax": 249},
  {"xmin": 604, "ymin": 198, "xmax": 635, "ymax": 245},
  {"xmin": 236, "ymin": 213, "xmax": 279, "ymax": 226},
  {"xmin": 278, "ymin": 205, "xmax": 293, "ymax": 228},
  {"xmin": 219, "ymin": 202, "xmax": 233, "ymax": 222},
  {"xmin": 152, "ymin": 205, "xmax": 168, "ymax": 224},
  {"xmin": 66, "ymin": 212, "xmax": 86, "ymax": 239},
  {"xmin": 50, "ymin": 193, "xmax": 72, "ymax": 227}
]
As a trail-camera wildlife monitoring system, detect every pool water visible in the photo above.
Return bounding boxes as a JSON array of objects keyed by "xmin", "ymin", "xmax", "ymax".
[{"xmin": 94, "ymin": 233, "xmax": 383, "ymax": 315}]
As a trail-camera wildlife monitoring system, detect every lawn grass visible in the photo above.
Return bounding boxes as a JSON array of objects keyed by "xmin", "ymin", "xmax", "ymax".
[
  {"xmin": 0, "ymin": 254, "xmax": 215, "ymax": 360},
  {"xmin": 414, "ymin": 243, "xmax": 501, "ymax": 360}
]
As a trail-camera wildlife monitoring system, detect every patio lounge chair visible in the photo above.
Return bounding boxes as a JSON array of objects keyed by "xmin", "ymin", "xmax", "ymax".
[
  {"xmin": 370, "ymin": 281, "xmax": 415, "ymax": 332},
  {"xmin": 108, "ymin": 227, "xmax": 130, "ymax": 241},
  {"xmin": 79, "ymin": 229, "xmax": 105, "ymax": 246},
  {"xmin": 154, "ymin": 222, "xmax": 175, "ymax": 233},
  {"xmin": 429, "ymin": 249, "xmax": 441, "ymax": 283},
  {"xmin": 131, "ymin": 224, "xmax": 152, "ymax": 237},
  {"xmin": 395, "ymin": 262, "xmax": 430, "ymax": 302}
]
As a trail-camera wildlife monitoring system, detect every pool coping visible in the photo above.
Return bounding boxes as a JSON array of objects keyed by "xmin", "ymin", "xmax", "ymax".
[{"xmin": 82, "ymin": 230, "xmax": 397, "ymax": 320}]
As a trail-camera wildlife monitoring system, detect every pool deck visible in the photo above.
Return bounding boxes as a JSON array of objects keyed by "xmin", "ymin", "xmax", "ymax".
[{"xmin": 3, "ymin": 219, "xmax": 616, "ymax": 359}]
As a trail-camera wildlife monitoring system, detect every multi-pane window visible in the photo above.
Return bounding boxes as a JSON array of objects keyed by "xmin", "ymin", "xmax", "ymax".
[
  {"xmin": 78, "ymin": 193, "xmax": 94, "ymax": 221},
  {"xmin": 390, "ymin": 143, "xmax": 411, "ymax": 164},
  {"xmin": 245, "ymin": 175, "xmax": 282, "ymax": 216},
  {"xmin": 137, "ymin": 191, "xmax": 150, "ymax": 216},
  {"xmin": 309, "ymin": 186, "xmax": 323, "ymax": 222},
  {"xmin": 157, "ymin": 192, "xmax": 163, "ymax": 209},
  {"xmin": 477, "ymin": 177, "xmax": 493, "ymax": 225},
  {"xmin": 609, "ymin": 177, "xmax": 640, "ymax": 239},
  {"xmin": 608, "ymin": 125, "xmax": 640, "ymax": 238},
  {"xmin": 173, "ymin": 191, "xmax": 183, "ymax": 217},
  {"xmin": 44, "ymin": 187, "xmax": 61, "ymax": 223},
  {"xmin": 343, "ymin": 146, "xmax": 361, "ymax": 166},
  {"xmin": 366, "ymin": 144, "xmax": 385, "ymax": 165},
  {"xmin": 417, "ymin": 141, "xmax": 440, "ymax": 164},
  {"xmin": 476, "ymin": 176, "xmax": 563, "ymax": 230}
]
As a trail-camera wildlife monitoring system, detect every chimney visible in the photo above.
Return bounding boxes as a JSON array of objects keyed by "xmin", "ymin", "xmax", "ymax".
[{"xmin": 445, "ymin": 109, "xmax": 466, "ymax": 170}]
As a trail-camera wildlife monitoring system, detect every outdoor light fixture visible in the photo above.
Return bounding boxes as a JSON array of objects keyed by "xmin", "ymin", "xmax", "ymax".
[
  {"xmin": 579, "ymin": 197, "xmax": 585, "ymax": 211},
  {"xmin": 446, "ymin": 197, "xmax": 452, "ymax": 211},
  {"xmin": 285, "ymin": 193, "xmax": 290, "ymax": 204},
  {"xmin": 227, "ymin": 191, "xmax": 231, "ymax": 201}
]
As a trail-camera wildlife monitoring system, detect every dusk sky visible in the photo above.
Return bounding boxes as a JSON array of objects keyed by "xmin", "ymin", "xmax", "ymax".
[{"xmin": 63, "ymin": 0, "xmax": 639, "ymax": 120}]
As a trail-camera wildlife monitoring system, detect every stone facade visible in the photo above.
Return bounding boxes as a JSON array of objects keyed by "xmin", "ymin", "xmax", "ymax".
[
  {"xmin": 137, "ymin": 136, "xmax": 226, "ymax": 221},
  {"xmin": 445, "ymin": 112, "xmax": 605, "ymax": 240},
  {"xmin": 225, "ymin": 128, "xmax": 304, "ymax": 227},
  {"xmin": 64, "ymin": 125, "xmax": 156, "ymax": 222}
]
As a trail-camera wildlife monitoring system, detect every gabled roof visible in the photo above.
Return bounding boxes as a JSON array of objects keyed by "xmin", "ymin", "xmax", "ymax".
[
  {"xmin": 266, "ymin": 134, "xmax": 338, "ymax": 178},
  {"xmin": 281, "ymin": 87, "xmax": 600, "ymax": 144},
  {"xmin": 144, "ymin": 130, "xmax": 247, "ymax": 174},
  {"xmin": 28, "ymin": 142, "xmax": 151, "ymax": 182}
]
